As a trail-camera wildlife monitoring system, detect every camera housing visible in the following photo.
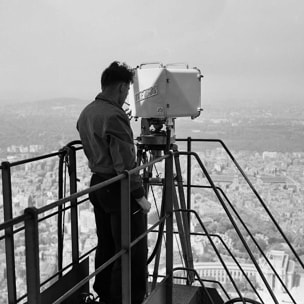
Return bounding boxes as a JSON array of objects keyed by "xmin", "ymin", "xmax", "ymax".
[{"xmin": 129, "ymin": 63, "xmax": 202, "ymax": 120}]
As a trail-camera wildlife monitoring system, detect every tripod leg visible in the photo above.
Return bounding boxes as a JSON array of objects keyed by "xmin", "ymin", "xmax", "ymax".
[
  {"xmin": 136, "ymin": 145, "xmax": 151, "ymax": 297},
  {"xmin": 173, "ymin": 148, "xmax": 195, "ymax": 284},
  {"xmin": 151, "ymin": 187, "xmax": 166, "ymax": 290},
  {"xmin": 142, "ymin": 150, "xmax": 166, "ymax": 292},
  {"xmin": 150, "ymin": 175, "xmax": 192, "ymax": 289}
]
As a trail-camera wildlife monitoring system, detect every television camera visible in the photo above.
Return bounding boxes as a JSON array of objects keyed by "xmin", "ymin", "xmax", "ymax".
[
  {"xmin": 128, "ymin": 62, "xmax": 203, "ymax": 152},
  {"xmin": 128, "ymin": 63, "xmax": 203, "ymax": 284}
]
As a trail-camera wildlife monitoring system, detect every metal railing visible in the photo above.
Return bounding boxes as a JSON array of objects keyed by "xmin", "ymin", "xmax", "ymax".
[
  {"xmin": 1, "ymin": 150, "xmax": 66, "ymax": 303},
  {"xmin": 1, "ymin": 138, "xmax": 302, "ymax": 303},
  {"xmin": 177, "ymin": 139, "xmax": 303, "ymax": 303},
  {"xmin": 178, "ymin": 138, "xmax": 304, "ymax": 270},
  {"xmin": 0, "ymin": 142, "xmax": 175, "ymax": 304}
]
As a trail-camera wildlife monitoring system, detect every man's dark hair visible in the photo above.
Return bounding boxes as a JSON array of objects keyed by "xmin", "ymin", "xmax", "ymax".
[{"xmin": 101, "ymin": 61, "xmax": 134, "ymax": 88}]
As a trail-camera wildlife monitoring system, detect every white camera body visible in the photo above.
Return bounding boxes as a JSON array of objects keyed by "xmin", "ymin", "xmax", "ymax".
[{"xmin": 129, "ymin": 63, "xmax": 202, "ymax": 120}]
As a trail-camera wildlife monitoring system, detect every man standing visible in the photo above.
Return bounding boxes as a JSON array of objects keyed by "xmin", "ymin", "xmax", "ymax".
[{"xmin": 77, "ymin": 61, "xmax": 151, "ymax": 304}]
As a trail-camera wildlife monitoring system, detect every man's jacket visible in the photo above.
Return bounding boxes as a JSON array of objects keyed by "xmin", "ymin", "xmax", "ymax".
[{"xmin": 77, "ymin": 94, "xmax": 145, "ymax": 199}]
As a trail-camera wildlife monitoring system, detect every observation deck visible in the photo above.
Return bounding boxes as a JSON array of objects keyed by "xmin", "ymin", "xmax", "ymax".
[{"xmin": 0, "ymin": 138, "xmax": 303, "ymax": 304}]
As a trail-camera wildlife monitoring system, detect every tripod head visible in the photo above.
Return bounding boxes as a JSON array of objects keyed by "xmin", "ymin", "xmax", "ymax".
[{"xmin": 137, "ymin": 117, "xmax": 175, "ymax": 155}]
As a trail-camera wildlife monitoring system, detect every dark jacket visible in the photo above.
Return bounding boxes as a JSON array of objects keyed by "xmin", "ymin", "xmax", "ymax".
[{"xmin": 77, "ymin": 94, "xmax": 144, "ymax": 198}]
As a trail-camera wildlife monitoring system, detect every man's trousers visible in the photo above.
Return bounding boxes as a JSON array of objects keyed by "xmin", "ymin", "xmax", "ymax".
[{"xmin": 89, "ymin": 174, "xmax": 147, "ymax": 304}]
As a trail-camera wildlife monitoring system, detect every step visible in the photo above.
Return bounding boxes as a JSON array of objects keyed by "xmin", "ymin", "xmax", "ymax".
[
  {"xmin": 144, "ymin": 281, "xmax": 202, "ymax": 304},
  {"xmin": 173, "ymin": 283, "xmax": 202, "ymax": 304}
]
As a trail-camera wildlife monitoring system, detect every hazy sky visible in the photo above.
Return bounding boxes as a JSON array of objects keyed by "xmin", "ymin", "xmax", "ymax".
[{"xmin": 1, "ymin": 0, "xmax": 304, "ymax": 104}]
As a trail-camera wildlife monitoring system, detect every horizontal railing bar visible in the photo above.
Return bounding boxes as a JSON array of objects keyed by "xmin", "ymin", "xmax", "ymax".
[
  {"xmin": 0, "ymin": 200, "xmax": 73, "ymax": 233},
  {"xmin": 78, "ymin": 246, "xmax": 97, "ymax": 261},
  {"xmin": 0, "ymin": 214, "xmax": 29, "ymax": 230},
  {"xmin": 0, "ymin": 140, "xmax": 83, "ymax": 170},
  {"xmin": 1, "ymin": 151, "xmax": 63, "ymax": 169},
  {"xmin": 0, "ymin": 225, "xmax": 24, "ymax": 241},
  {"xmin": 37, "ymin": 154, "xmax": 169, "ymax": 215}
]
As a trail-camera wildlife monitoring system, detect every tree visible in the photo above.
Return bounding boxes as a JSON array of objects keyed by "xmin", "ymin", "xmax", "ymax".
[
  {"xmin": 294, "ymin": 233, "xmax": 304, "ymax": 249},
  {"xmin": 247, "ymin": 237, "xmax": 267, "ymax": 257}
]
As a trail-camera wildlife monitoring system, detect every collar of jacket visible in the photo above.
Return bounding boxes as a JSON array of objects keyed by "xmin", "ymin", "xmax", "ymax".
[{"xmin": 95, "ymin": 93, "xmax": 123, "ymax": 111}]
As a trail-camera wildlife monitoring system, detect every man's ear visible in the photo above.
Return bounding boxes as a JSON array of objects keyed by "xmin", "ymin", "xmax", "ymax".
[{"xmin": 118, "ymin": 82, "xmax": 124, "ymax": 93}]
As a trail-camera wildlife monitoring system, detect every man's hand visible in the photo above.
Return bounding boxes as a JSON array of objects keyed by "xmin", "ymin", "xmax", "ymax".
[
  {"xmin": 124, "ymin": 106, "xmax": 132, "ymax": 120},
  {"xmin": 135, "ymin": 196, "xmax": 151, "ymax": 214}
]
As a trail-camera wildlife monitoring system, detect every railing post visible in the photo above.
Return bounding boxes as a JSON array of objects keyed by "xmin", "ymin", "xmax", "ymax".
[
  {"xmin": 57, "ymin": 150, "xmax": 65, "ymax": 276},
  {"xmin": 121, "ymin": 173, "xmax": 131, "ymax": 304},
  {"xmin": 24, "ymin": 207, "xmax": 41, "ymax": 304},
  {"xmin": 165, "ymin": 153, "xmax": 173, "ymax": 304},
  {"xmin": 1, "ymin": 161, "xmax": 17, "ymax": 303},
  {"xmin": 68, "ymin": 146, "xmax": 80, "ymax": 264},
  {"xmin": 186, "ymin": 137, "xmax": 192, "ymax": 216}
]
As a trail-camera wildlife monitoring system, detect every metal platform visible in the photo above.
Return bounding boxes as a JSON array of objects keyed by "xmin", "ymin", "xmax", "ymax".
[{"xmin": 145, "ymin": 280, "xmax": 224, "ymax": 304}]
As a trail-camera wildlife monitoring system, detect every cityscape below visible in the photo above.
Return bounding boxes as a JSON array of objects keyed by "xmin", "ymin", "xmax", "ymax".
[{"xmin": 0, "ymin": 98, "xmax": 304, "ymax": 303}]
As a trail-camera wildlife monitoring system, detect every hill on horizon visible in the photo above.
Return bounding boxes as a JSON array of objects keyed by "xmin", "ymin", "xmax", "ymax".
[{"xmin": 0, "ymin": 97, "xmax": 304, "ymax": 155}]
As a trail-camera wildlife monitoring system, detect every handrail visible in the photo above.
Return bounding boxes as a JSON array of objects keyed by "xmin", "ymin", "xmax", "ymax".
[
  {"xmin": 178, "ymin": 151, "xmax": 279, "ymax": 303},
  {"xmin": 0, "ymin": 140, "xmax": 83, "ymax": 169},
  {"xmin": 0, "ymin": 150, "xmax": 63, "ymax": 169},
  {"xmin": 178, "ymin": 138, "xmax": 304, "ymax": 271},
  {"xmin": 0, "ymin": 213, "xmax": 29, "ymax": 230}
]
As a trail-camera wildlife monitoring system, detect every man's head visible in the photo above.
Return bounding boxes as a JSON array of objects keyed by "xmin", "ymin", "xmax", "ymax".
[
  {"xmin": 101, "ymin": 61, "xmax": 133, "ymax": 106},
  {"xmin": 101, "ymin": 61, "xmax": 134, "ymax": 88}
]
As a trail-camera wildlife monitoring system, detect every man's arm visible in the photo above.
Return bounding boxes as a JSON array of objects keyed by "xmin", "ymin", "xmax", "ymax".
[{"xmin": 107, "ymin": 113, "xmax": 146, "ymax": 198}]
